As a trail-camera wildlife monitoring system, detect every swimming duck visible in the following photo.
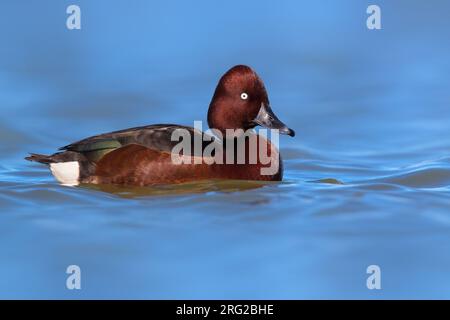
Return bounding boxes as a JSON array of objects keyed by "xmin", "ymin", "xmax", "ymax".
[{"xmin": 26, "ymin": 65, "xmax": 295, "ymax": 186}]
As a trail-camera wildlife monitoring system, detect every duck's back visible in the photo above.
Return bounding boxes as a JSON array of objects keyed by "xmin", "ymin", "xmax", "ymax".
[{"xmin": 26, "ymin": 124, "xmax": 216, "ymax": 185}]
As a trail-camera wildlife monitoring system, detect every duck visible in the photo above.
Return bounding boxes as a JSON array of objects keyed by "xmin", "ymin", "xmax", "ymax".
[{"xmin": 26, "ymin": 65, "xmax": 295, "ymax": 186}]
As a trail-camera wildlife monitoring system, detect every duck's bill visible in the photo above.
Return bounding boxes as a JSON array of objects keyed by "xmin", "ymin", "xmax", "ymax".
[{"xmin": 253, "ymin": 103, "xmax": 295, "ymax": 137}]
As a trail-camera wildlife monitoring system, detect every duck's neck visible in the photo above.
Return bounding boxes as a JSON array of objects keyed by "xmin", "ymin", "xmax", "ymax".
[{"xmin": 216, "ymin": 132, "xmax": 282, "ymax": 181}]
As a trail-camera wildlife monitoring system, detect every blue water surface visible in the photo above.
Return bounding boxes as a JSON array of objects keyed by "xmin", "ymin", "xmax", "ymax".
[{"xmin": 1, "ymin": 0, "xmax": 450, "ymax": 299}]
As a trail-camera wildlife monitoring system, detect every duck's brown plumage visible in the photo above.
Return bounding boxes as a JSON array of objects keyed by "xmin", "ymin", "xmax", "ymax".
[{"xmin": 85, "ymin": 133, "xmax": 282, "ymax": 185}]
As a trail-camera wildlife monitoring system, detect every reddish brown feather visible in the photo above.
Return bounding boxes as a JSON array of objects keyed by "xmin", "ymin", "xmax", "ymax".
[{"xmin": 86, "ymin": 138, "xmax": 281, "ymax": 186}]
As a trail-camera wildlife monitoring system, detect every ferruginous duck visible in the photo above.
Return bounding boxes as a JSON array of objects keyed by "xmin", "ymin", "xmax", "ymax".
[{"xmin": 26, "ymin": 65, "xmax": 295, "ymax": 186}]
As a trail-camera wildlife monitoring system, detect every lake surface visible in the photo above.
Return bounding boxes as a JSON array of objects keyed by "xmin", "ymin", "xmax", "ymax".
[{"xmin": 1, "ymin": 1, "xmax": 450, "ymax": 299}]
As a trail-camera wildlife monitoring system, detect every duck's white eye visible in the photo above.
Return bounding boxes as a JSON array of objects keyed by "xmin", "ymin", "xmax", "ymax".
[{"xmin": 240, "ymin": 92, "xmax": 249, "ymax": 100}]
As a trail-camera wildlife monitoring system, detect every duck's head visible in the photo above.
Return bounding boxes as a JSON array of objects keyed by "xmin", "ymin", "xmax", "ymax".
[{"xmin": 207, "ymin": 65, "xmax": 295, "ymax": 138}]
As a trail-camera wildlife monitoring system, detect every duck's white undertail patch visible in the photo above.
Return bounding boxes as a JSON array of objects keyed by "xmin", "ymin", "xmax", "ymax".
[{"xmin": 49, "ymin": 161, "xmax": 80, "ymax": 186}]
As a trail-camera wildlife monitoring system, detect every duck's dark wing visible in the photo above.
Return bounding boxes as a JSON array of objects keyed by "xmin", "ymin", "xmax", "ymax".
[{"xmin": 60, "ymin": 124, "xmax": 216, "ymax": 163}]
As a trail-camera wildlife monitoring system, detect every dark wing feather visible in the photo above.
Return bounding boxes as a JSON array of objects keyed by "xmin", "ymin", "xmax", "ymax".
[{"xmin": 59, "ymin": 124, "xmax": 217, "ymax": 163}]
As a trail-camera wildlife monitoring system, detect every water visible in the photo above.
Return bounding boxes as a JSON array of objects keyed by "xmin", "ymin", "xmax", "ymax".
[{"xmin": 1, "ymin": 1, "xmax": 450, "ymax": 299}]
